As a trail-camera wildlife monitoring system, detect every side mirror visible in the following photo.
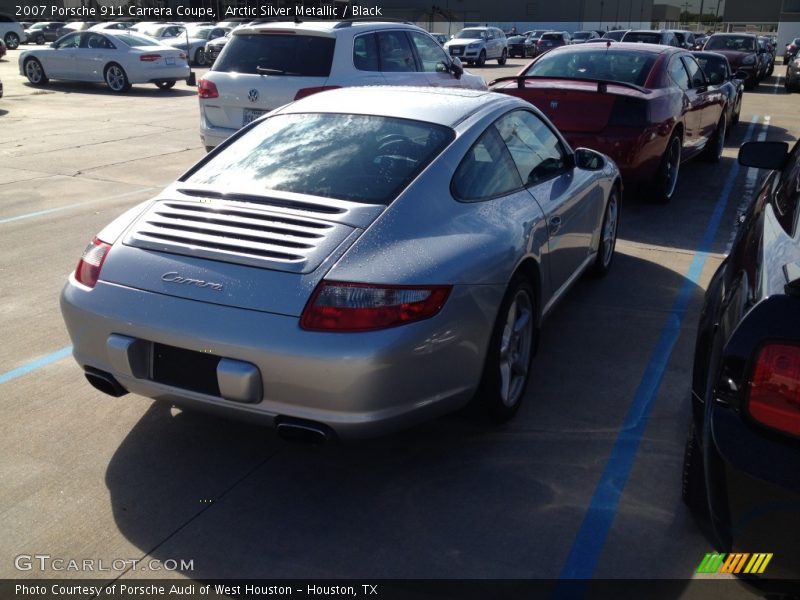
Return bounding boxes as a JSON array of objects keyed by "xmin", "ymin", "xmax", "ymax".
[
  {"xmin": 574, "ymin": 148, "xmax": 605, "ymax": 171},
  {"xmin": 450, "ymin": 57, "xmax": 463, "ymax": 79},
  {"xmin": 738, "ymin": 141, "xmax": 788, "ymax": 170}
]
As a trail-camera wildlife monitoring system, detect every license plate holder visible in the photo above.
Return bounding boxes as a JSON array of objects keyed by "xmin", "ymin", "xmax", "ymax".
[
  {"xmin": 243, "ymin": 108, "xmax": 267, "ymax": 126},
  {"xmin": 166, "ymin": 57, "xmax": 175, "ymax": 65}
]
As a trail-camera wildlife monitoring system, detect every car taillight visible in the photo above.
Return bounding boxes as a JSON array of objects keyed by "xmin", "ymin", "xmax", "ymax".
[
  {"xmin": 140, "ymin": 54, "xmax": 161, "ymax": 62},
  {"xmin": 300, "ymin": 282, "xmax": 451, "ymax": 332},
  {"xmin": 198, "ymin": 78, "xmax": 218, "ymax": 99},
  {"xmin": 293, "ymin": 85, "xmax": 341, "ymax": 101},
  {"xmin": 746, "ymin": 343, "xmax": 800, "ymax": 437},
  {"xmin": 74, "ymin": 237, "xmax": 112, "ymax": 289},
  {"xmin": 179, "ymin": 51, "xmax": 187, "ymax": 60}
]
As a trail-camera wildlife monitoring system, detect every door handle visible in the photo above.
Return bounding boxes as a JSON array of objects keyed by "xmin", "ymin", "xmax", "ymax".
[{"xmin": 549, "ymin": 216, "xmax": 561, "ymax": 235}]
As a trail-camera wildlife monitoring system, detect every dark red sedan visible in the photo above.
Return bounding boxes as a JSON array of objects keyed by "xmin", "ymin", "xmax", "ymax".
[{"xmin": 489, "ymin": 43, "xmax": 726, "ymax": 202}]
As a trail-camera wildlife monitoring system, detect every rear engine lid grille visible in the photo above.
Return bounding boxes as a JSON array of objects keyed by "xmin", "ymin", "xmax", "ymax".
[{"xmin": 123, "ymin": 199, "xmax": 357, "ymax": 274}]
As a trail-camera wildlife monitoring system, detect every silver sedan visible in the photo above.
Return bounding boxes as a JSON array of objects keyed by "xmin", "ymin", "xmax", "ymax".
[{"xmin": 60, "ymin": 87, "xmax": 621, "ymax": 440}]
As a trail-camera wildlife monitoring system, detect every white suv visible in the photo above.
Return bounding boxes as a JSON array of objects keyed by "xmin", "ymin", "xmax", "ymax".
[
  {"xmin": 198, "ymin": 20, "xmax": 486, "ymax": 150},
  {"xmin": 444, "ymin": 27, "xmax": 508, "ymax": 67},
  {"xmin": 0, "ymin": 13, "xmax": 24, "ymax": 49}
]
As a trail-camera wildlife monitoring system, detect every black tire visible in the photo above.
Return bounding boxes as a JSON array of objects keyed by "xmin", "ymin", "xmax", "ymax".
[
  {"xmin": 104, "ymin": 63, "xmax": 131, "ymax": 93},
  {"xmin": 701, "ymin": 116, "xmax": 726, "ymax": 163},
  {"xmin": 498, "ymin": 48, "xmax": 507, "ymax": 65},
  {"xmin": 4, "ymin": 32, "xmax": 19, "ymax": 50},
  {"xmin": 23, "ymin": 57, "xmax": 48, "ymax": 85},
  {"xmin": 155, "ymin": 80, "xmax": 176, "ymax": 90},
  {"xmin": 472, "ymin": 277, "xmax": 537, "ymax": 423},
  {"xmin": 589, "ymin": 187, "xmax": 620, "ymax": 277},
  {"xmin": 682, "ymin": 419, "xmax": 708, "ymax": 514},
  {"xmin": 649, "ymin": 132, "xmax": 682, "ymax": 203},
  {"xmin": 35, "ymin": 34, "xmax": 45, "ymax": 45},
  {"xmin": 194, "ymin": 48, "xmax": 208, "ymax": 67},
  {"xmin": 476, "ymin": 50, "xmax": 486, "ymax": 67}
]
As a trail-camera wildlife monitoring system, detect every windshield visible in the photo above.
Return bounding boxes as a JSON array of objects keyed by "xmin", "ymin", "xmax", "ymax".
[
  {"xmin": 185, "ymin": 114, "xmax": 454, "ymax": 205},
  {"xmin": 573, "ymin": 32, "xmax": 593, "ymax": 39},
  {"xmin": 704, "ymin": 35, "xmax": 756, "ymax": 52},
  {"xmin": 523, "ymin": 49, "xmax": 656, "ymax": 86},
  {"xmin": 186, "ymin": 27, "xmax": 213, "ymax": 39},
  {"xmin": 455, "ymin": 29, "xmax": 486, "ymax": 40}
]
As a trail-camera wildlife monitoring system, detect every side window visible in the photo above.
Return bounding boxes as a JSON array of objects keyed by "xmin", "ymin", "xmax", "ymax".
[
  {"xmin": 377, "ymin": 31, "xmax": 415, "ymax": 72},
  {"xmin": 408, "ymin": 31, "xmax": 449, "ymax": 73},
  {"xmin": 773, "ymin": 142, "xmax": 800, "ymax": 235},
  {"xmin": 353, "ymin": 33, "xmax": 379, "ymax": 71},
  {"xmin": 84, "ymin": 33, "xmax": 111, "ymax": 49},
  {"xmin": 55, "ymin": 33, "xmax": 80, "ymax": 49},
  {"xmin": 669, "ymin": 57, "xmax": 690, "ymax": 90},
  {"xmin": 498, "ymin": 110, "xmax": 569, "ymax": 185},
  {"xmin": 452, "ymin": 125, "xmax": 523, "ymax": 201},
  {"xmin": 682, "ymin": 56, "xmax": 706, "ymax": 87}
]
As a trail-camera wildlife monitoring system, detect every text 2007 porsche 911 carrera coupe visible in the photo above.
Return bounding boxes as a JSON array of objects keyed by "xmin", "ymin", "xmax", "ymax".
[{"xmin": 60, "ymin": 87, "xmax": 621, "ymax": 440}]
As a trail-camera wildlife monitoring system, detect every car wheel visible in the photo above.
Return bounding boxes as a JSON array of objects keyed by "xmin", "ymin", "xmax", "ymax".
[
  {"xmin": 155, "ymin": 80, "xmax": 175, "ymax": 90},
  {"xmin": 498, "ymin": 48, "xmax": 507, "ymax": 65},
  {"xmin": 4, "ymin": 32, "xmax": 19, "ymax": 50},
  {"xmin": 701, "ymin": 116, "xmax": 726, "ymax": 163},
  {"xmin": 681, "ymin": 419, "xmax": 708, "ymax": 514},
  {"xmin": 589, "ymin": 187, "xmax": 619, "ymax": 277},
  {"xmin": 24, "ymin": 57, "xmax": 48, "ymax": 85},
  {"xmin": 35, "ymin": 33, "xmax": 45, "ymax": 45},
  {"xmin": 473, "ymin": 277, "xmax": 537, "ymax": 423},
  {"xmin": 104, "ymin": 63, "xmax": 131, "ymax": 93},
  {"xmin": 476, "ymin": 50, "xmax": 486, "ymax": 67},
  {"xmin": 194, "ymin": 48, "xmax": 208, "ymax": 67},
  {"xmin": 650, "ymin": 132, "xmax": 682, "ymax": 203}
]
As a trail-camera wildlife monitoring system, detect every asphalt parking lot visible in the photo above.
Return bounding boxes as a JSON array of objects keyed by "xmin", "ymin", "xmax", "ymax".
[{"xmin": 1, "ymin": 51, "xmax": 797, "ymax": 594}]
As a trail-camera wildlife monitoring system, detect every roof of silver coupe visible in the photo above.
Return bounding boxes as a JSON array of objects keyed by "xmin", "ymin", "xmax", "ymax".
[{"xmin": 277, "ymin": 86, "xmax": 524, "ymax": 128}]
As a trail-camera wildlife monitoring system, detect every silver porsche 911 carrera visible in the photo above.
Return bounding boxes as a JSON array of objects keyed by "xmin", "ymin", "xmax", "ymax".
[{"xmin": 60, "ymin": 87, "xmax": 621, "ymax": 440}]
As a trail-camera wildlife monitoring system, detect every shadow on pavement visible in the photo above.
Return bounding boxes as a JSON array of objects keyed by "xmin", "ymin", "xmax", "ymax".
[
  {"xmin": 104, "ymin": 253, "xmax": 704, "ymax": 585},
  {"xmin": 21, "ymin": 81, "xmax": 198, "ymax": 97}
]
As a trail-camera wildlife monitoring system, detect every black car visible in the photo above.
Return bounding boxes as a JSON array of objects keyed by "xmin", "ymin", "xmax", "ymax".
[
  {"xmin": 692, "ymin": 51, "xmax": 744, "ymax": 129},
  {"xmin": 683, "ymin": 139, "xmax": 800, "ymax": 579},
  {"xmin": 506, "ymin": 34, "xmax": 534, "ymax": 58},
  {"xmin": 25, "ymin": 22, "xmax": 66, "ymax": 45}
]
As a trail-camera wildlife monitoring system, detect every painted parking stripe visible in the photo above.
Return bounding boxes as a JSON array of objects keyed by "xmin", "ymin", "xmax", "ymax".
[
  {"xmin": 0, "ymin": 346, "xmax": 73, "ymax": 385},
  {"xmin": 0, "ymin": 186, "xmax": 158, "ymax": 225},
  {"xmin": 557, "ymin": 115, "xmax": 763, "ymax": 582}
]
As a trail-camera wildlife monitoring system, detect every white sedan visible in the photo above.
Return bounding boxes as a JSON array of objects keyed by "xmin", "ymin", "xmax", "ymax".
[{"xmin": 18, "ymin": 30, "xmax": 190, "ymax": 92}]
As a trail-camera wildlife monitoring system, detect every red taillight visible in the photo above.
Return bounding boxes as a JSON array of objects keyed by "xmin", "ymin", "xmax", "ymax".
[
  {"xmin": 746, "ymin": 343, "xmax": 800, "ymax": 437},
  {"xmin": 198, "ymin": 78, "xmax": 218, "ymax": 99},
  {"xmin": 293, "ymin": 85, "xmax": 341, "ymax": 101},
  {"xmin": 74, "ymin": 238, "xmax": 112, "ymax": 289},
  {"xmin": 300, "ymin": 282, "xmax": 451, "ymax": 332},
  {"xmin": 139, "ymin": 53, "xmax": 161, "ymax": 62},
  {"xmin": 179, "ymin": 51, "xmax": 187, "ymax": 60}
]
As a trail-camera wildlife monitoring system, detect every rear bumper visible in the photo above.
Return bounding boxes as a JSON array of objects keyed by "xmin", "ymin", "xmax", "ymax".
[
  {"xmin": 61, "ymin": 278, "xmax": 497, "ymax": 439},
  {"xmin": 129, "ymin": 64, "xmax": 190, "ymax": 84},
  {"xmin": 708, "ymin": 405, "xmax": 800, "ymax": 577}
]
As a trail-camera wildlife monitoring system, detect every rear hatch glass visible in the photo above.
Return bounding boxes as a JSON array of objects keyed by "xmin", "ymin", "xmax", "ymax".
[{"xmin": 213, "ymin": 33, "xmax": 335, "ymax": 76}]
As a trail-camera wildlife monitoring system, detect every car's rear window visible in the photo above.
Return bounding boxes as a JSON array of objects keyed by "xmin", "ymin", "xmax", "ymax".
[
  {"xmin": 623, "ymin": 32, "xmax": 662, "ymax": 44},
  {"xmin": 213, "ymin": 33, "xmax": 334, "ymax": 76},
  {"xmin": 541, "ymin": 33, "xmax": 563, "ymax": 41},
  {"xmin": 524, "ymin": 49, "xmax": 656, "ymax": 86},
  {"xmin": 704, "ymin": 35, "xmax": 756, "ymax": 52},
  {"xmin": 455, "ymin": 29, "xmax": 486, "ymax": 40},
  {"xmin": 185, "ymin": 114, "xmax": 454, "ymax": 204}
]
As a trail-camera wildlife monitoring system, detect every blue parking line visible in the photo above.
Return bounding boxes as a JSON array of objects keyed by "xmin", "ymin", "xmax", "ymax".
[
  {"xmin": 0, "ymin": 187, "xmax": 157, "ymax": 225},
  {"xmin": 557, "ymin": 115, "xmax": 761, "ymax": 582},
  {"xmin": 0, "ymin": 346, "xmax": 73, "ymax": 385}
]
